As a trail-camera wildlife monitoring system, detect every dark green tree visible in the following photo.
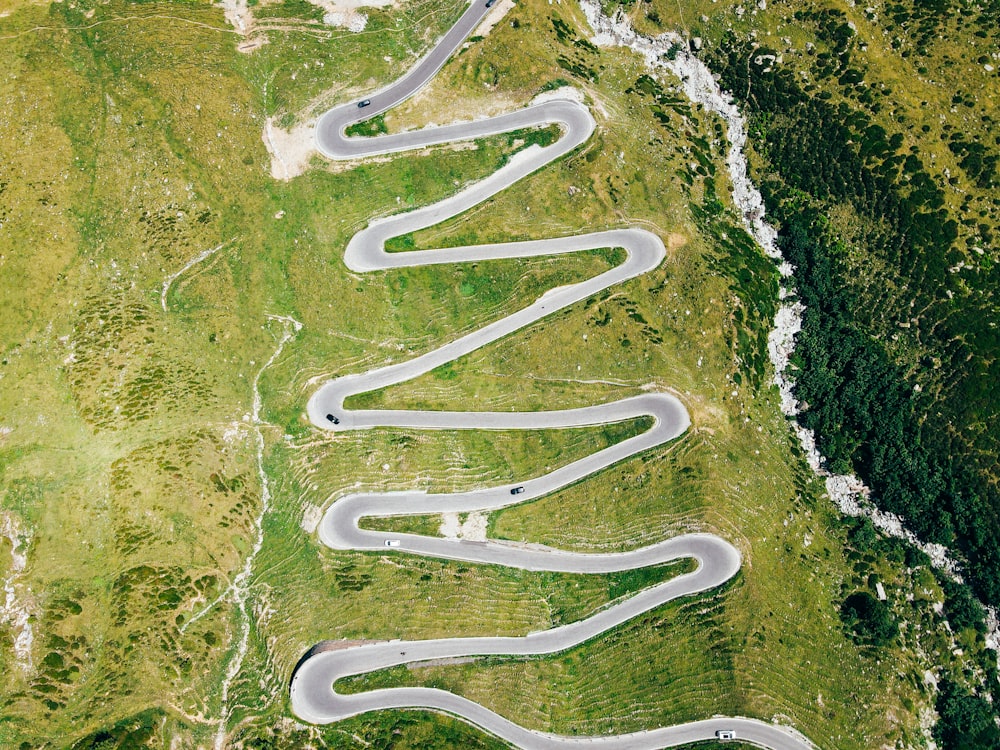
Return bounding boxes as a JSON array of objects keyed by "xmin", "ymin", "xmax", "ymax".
[
  {"xmin": 934, "ymin": 679, "xmax": 1000, "ymax": 750},
  {"xmin": 840, "ymin": 591, "xmax": 898, "ymax": 646},
  {"xmin": 848, "ymin": 517, "xmax": 879, "ymax": 553},
  {"xmin": 940, "ymin": 578, "xmax": 987, "ymax": 633}
]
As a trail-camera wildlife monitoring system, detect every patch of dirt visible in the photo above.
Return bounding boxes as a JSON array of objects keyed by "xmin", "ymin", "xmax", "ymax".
[
  {"xmin": 263, "ymin": 118, "xmax": 317, "ymax": 180},
  {"xmin": 459, "ymin": 511, "xmax": 488, "ymax": 542},
  {"xmin": 311, "ymin": 0, "xmax": 394, "ymax": 10},
  {"xmin": 666, "ymin": 232, "xmax": 687, "ymax": 250},
  {"xmin": 439, "ymin": 511, "xmax": 487, "ymax": 541},
  {"xmin": 237, "ymin": 37, "xmax": 267, "ymax": 53},
  {"xmin": 218, "ymin": 0, "xmax": 252, "ymax": 35},
  {"xmin": 300, "ymin": 503, "xmax": 323, "ymax": 533},
  {"xmin": 440, "ymin": 512, "xmax": 461, "ymax": 539},
  {"xmin": 471, "ymin": 0, "xmax": 515, "ymax": 38},
  {"xmin": 218, "ymin": 0, "xmax": 392, "ymax": 44},
  {"xmin": 306, "ymin": 0, "xmax": 396, "ymax": 31}
]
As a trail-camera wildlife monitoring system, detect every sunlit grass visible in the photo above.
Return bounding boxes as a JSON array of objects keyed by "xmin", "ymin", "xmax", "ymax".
[{"xmin": 0, "ymin": 0, "xmax": 958, "ymax": 746}]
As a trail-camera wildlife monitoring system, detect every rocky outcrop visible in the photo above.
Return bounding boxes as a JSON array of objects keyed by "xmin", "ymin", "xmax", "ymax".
[{"xmin": 1, "ymin": 511, "xmax": 34, "ymax": 674}]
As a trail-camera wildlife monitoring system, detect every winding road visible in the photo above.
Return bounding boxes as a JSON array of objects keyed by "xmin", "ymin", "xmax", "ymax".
[{"xmin": 290, "ymin": 3, "xmax": 815, "ymax": 748}]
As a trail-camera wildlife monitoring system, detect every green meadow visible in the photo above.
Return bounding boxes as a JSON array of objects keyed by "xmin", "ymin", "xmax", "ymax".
[{"xmin": 0, "ymin": 0, "xmax": 988, "ymax": 747}]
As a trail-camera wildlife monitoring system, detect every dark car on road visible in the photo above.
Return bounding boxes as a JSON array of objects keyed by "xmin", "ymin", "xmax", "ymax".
[
  {"xmin": 326, "ymin": 414, "xmax": 340, "ymax": 424},
  {"xmin": 358, "ymin": 99, "xmax": 371, "ymax": 108},
  {"xmin": 510, "ymin": 486, "xmax": 524, "ymax": 495}
]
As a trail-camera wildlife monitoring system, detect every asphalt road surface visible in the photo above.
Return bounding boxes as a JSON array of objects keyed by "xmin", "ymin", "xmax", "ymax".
[{"xmin": 291, "ymin": 3, "xmax": 815, "ymax": 748}]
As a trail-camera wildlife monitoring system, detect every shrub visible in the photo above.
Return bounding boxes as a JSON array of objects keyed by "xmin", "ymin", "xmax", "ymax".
[
  {"xmin": 840, "ymin": 591, "xmax": 898, "ymax": 646},
  {"xmin": 934, "ymin": 679, "xmax": 1000, "ymax": 750}
]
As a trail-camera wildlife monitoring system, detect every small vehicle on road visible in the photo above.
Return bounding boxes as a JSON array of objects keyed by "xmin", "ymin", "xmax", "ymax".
[
  {"xmin": 715, "ymin": 730, "xmax": 736, "ymax": 741},
  {"xmin": 510, "ymin": 486, "xmax": 525, "ymax": 495},
  {"xmin": 485, "ymin": 0, "xmax": 497, "ymax": 6},
  {"xmin": 384, "ymin": 539, "xmax": 401, "ymax": 547},
  {"xmin": 325, "ymin": 414, "xmax": 340, "ymax": 424},
  {"xmin": 358, "ymin": 99, "xmax": 371, "ymax": 108}
]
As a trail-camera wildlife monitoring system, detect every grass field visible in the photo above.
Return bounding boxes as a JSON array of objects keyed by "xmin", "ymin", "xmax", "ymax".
[{"xmin": 0, "ymin": 0, "xmax": 980, "ymax": 747}]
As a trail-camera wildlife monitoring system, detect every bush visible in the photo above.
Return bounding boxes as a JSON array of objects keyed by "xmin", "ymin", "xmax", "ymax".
[
  {"xmin": 848, "ymin": 517, "xmax": 879, "ymax": 552},
  {"xmin": 934, "ymin": 679, "xmax": 1000, "ymax": 750},
  {"xmin": 840, "ymin": 591, "xmax": 898, "ymax": 646},
  {"xmin": 940, "ymin": 578, "xmax": 987, "ymax": 633}
]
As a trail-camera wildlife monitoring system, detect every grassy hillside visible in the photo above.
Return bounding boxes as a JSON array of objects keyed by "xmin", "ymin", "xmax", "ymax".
[
  {"xmin": 635, "ymin": 0, "xmax": 1000, "ymax": 741},
  {"xmin": 718, "ymin": 0, "xmax": 1000, "ymax": 606},
  {"xmin": 0, "ymin": 0, "xmax": 989, "ymax": 747},
  {"xmin": 631, "ymin": 0, "xmax": 1000, "ymax": 604}
]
